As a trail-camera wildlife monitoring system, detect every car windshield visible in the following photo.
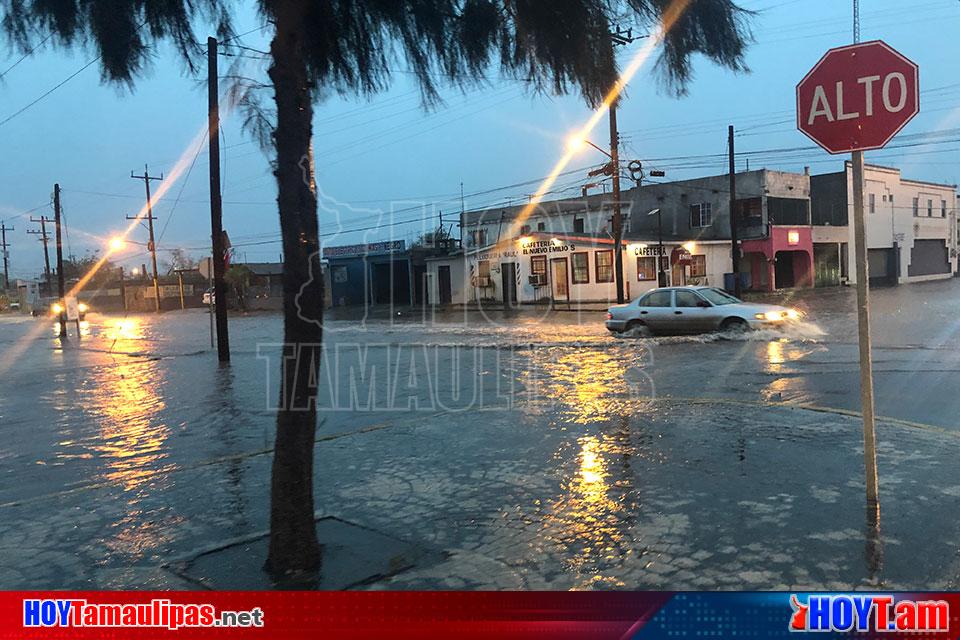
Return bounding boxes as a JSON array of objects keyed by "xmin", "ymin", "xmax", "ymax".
[{"xmin": 698, "ymin": 288, "xmax": 741, "ymax": 306}]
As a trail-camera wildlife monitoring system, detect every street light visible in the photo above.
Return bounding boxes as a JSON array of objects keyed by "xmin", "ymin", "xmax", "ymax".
[
  {"xmin": 647, "ymin": 208, "xmax": 667, "ymax": 287},
  {"xmin": 108, "ymin": 237, "xmax": 126, "ymax": 253},
  {"xmin": 569, "ymin": 133, "xmax": 625, "ymax": 303},
  {"xmin": 567, "ymin": 135, "xmax": 613, "ymax": 159}
]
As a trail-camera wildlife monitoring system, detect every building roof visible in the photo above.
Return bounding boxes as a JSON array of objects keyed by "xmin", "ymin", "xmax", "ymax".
[{"xmin": 236, "ymin": 262, "xmax": 283, "ymax": 276}]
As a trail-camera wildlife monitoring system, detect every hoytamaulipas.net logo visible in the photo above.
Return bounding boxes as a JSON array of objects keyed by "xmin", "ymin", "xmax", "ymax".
[
  {"xmin": 23, "ymin": 598, "xmax": 264, "ymax": 630},
  {"xmin": 789, "ymin": 594, "xmax": 949, "ymax": 633}
]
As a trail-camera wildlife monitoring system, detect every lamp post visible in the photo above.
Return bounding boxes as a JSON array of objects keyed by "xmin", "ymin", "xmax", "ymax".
[{"xmin": 569, "ymin": 135, "xmax": 626, "ymax": 302}]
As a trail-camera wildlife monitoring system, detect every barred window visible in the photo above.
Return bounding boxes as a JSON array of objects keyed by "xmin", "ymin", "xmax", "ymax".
[
  {"xmin": 595, "ymin": 250, "xmax": 614, "ymax": 283},
  {"xmin": 690, "ymin": 255, "xmax": 707, "ymax": 277},
  {"xmin": 531, "ymin": 255, "xmax": 547, "ymax": 276},
  {"xmin": 571, "ymin": 252, "xmax": 589, "ymax": 284},
  {"xmin": 637, "ymin": 257, "xmax": 657, "ymax": 281}
]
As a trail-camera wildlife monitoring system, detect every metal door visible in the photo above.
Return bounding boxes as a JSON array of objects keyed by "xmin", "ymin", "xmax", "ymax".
[
  {"xmin": 501, "ymin": 262, "xmax": 518, "ymax": 306},
  {"xmin": 438, "ymin": 266, "xmax": 452, "ymax": 304}
]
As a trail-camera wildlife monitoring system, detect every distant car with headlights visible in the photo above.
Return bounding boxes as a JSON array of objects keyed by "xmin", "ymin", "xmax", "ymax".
[
  {"xmin": 606, "ymin": 286, "xmax": 801, "ymax": 336},
  {"xmin": 43, "ymin": 299, "xmax": 88, "ymax": 320}
]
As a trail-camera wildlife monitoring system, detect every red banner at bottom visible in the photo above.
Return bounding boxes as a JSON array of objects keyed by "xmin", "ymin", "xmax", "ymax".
[{"xmin": 5, "ymin": 591, "xmax": 960, "ymax": 639}]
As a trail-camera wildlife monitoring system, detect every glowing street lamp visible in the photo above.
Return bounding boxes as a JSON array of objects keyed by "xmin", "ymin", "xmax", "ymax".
[
  {"xmin": 108, "ymin": 237, "xmax": 126, "ymax": 253},
  {"xmin": 566, "ymin": 134, "xmax": 612, "ymax": 159}
]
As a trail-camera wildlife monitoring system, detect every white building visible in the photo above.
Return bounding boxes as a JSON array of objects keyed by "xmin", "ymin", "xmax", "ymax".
[
  {"xmin": 811, "ymin": 163, "xmax": 957, "ymax": 285},
  {"xmin": 454, "ymin": 192, "xmax": 733, "ymax": 305}
]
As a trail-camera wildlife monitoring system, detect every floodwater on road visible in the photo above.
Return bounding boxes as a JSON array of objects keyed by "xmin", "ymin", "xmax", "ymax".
[{"xmin": 1, "ymin": 279, "xmax": 960, "ymax": 589}]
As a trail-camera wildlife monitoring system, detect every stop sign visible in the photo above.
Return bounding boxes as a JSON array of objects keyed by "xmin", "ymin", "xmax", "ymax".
[{"xmin": 796, "ymin": 40, "xmax": 919, "ymax": 154}]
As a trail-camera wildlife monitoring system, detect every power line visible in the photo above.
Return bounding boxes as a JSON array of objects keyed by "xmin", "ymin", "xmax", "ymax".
[
  {"xmin": 0, "ymin": 56, "xmax": 100, "ymax": 129},
  {"xmin": 0, "ymin": 32, "xmax": 55, "ymax": 80}
]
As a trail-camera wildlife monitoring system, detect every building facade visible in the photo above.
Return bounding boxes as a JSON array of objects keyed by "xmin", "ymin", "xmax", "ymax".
[
  {"xmin": 811, "ymin": 163, "xmax": 958, "ymax": 285},
  {"xmin": 330, "ymin": 164, "xmax": 957, "ymax": 309}
]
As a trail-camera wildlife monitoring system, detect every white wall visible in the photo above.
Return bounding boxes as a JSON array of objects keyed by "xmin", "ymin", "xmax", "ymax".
[
  {"xmin": 846, "ymin": 165, "xmax": 957, "ymax": 284},
  {"xmin": 425, "ymin": 256, "xmax": 468, "ymax": 305}
]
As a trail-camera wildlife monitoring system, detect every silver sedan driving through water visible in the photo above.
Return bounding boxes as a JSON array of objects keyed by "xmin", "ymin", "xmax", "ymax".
[{"xmin": 606, "ymin": 286, "xmax": 801, "ymax": 336}]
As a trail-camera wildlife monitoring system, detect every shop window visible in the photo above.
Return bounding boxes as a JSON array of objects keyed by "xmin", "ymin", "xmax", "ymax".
[
  {"xmin": 537, "ymin": 222, "xmax": 545, "ymax": 231},
  {"xmin": 690, "ymin": 254, "xmax": 707, "ymax": 277},
  {"xmin": 595, "ymin": 250, "xmax": 614, "ymax": 283},
  {"xmin": 573, "ymin": 218, "xmax": 585, "ymax": 233},
  {"xmin": 928, "ymin": 199, "xmax": 933, "ymax": 217},
  {"xmin": 520, "ymin": 225, "xmax": 530, "ymax": 235},
  {"xmin": 942, "ymin": 200, "xmax": 948, "ymax": 218},
  {"xmin": 690, "ymin": 202, "xmax": 712, "ymax": 228},
  {"xmin": 332, "ymin": 265, "xmax": 348, "ymax": 283},
  {"xmin": 475, "ymin": 260, "xmax": 491, "ymax": 288},
  {"xmin": 913, "ymin": 197, "xmax": 919, "ymax": 217},
  {"xmin": 637, "ymin": 256, "xmax": 657, "ymax": 281},
  {"xmin": 530, "ymin": 255, "xmax": 547, "ymax": 284},
  {"xmin": 571, "ymin": 252, "xmax": 589, "ymax": 284}
]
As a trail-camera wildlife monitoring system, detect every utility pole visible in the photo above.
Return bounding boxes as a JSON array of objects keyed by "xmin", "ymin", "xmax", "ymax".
[
  {"xmin": 53, "ymin": 184, "xmax": 67, "ymax": 340},
  {"xmin": 459, "ymin": 181, "xmax": 465, "ymax": 249},
  {"xmin": 728, "ymin": 125, "xmax": 742, "ymax": 298},
  {"xmin": 0, "ymin": 221, "xmax": 12, "ymax": 291},
  {"xmin": 130, "ymin": 165, "xmax": 163, "ymax": 312},
  {"xmin": 27, "ymin": 216, "xmax": 52, "ymax": 295},
  {"xmin": 610, "ymin": 98, "xmax": 625, "ymax": 304},
  {"xmin": 608, "ymin": 26, "xmax": 640, "ymax": 304},
  {"xmin": 208, "ymin": 36, "xmax": 230, "ymax": 362}
]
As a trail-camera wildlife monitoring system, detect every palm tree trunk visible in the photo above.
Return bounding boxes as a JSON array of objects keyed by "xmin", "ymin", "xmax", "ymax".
[{"xmin": 264, "ymin": 0, "xmax": 322, "ymax": 579}]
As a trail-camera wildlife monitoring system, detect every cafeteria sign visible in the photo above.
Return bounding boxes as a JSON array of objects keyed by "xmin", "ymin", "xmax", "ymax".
[
  {"xmin": 520, "ymin": 239, "xmax": 576, "ymax": 255},
  {"xmin": 670, "ymin": 246, "xmax": 692, "ymax": 266}
]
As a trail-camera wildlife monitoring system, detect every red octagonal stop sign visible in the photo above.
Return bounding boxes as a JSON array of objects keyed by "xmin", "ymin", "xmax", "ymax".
[{"xmin": 796, "ymin": 40, "xmax": 919, "ymax": 154}]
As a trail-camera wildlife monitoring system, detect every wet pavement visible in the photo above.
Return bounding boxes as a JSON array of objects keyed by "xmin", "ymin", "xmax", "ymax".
[{"xmin": 1, "ymin": 279, "xmax": 960, "ymax": 589}]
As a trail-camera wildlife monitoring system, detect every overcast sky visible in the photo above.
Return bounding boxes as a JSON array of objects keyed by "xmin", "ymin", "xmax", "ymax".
[{"xmin": 1, "ymin": 0, "xmax": 958, "ymax": 277}]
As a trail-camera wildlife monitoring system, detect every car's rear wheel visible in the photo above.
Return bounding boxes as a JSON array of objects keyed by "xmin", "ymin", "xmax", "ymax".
[
  {"xmin": 620, "ymin": 319, "xmax": 649, "ymax": 337},
  {"xmin": 720, "ymin": 317, "xmax": 749, "ymax": 333}
]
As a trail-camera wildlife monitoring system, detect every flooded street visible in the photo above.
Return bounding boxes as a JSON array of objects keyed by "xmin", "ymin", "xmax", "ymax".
[{"xmin": 2, "ymin": 279, "xmax": 960, "ymax": 589}]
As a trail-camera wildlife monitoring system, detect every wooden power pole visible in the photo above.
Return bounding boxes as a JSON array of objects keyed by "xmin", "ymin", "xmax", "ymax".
[
  {"xmin": 728, "ymin": 125, "xmax": 742, "ymax": 298},
  {"xmin": 53, "ymin": 184, "xmax": 67, "ymax": 339},
  {"xmin": 208, "ymin": 36, "xmax": 230, "ymax": 362},
  {"xmin": 610, "ymin": 98, "xmax": 625, "ymax": 304},
  {"xmin": 129, "ymin": 165, "xmax": 163, "ymax": 312},
  {"xmin": 0, "ymin": 221, "xmax": 12, "ymax": 291}
]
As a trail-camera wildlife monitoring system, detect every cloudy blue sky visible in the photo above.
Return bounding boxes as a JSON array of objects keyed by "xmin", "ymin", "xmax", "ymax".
[{"xmin": 1, "ymin": 0, "xmax": 958, "ymax": 277}]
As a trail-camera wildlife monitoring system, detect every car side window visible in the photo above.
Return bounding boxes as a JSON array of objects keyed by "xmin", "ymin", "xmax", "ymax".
[
  {"xmin": 675, "ymin": 290, "xmax": 705, "ymax": 308},
  {"xmin": 640, "ymin": 290, "xmax": 673, "ymax": 307}
]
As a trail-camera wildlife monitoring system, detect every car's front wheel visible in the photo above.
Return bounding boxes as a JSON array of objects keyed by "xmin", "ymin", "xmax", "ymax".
[{"xmin": 720, "ymin": 317, "xmax": 749, "ymax": 333}]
